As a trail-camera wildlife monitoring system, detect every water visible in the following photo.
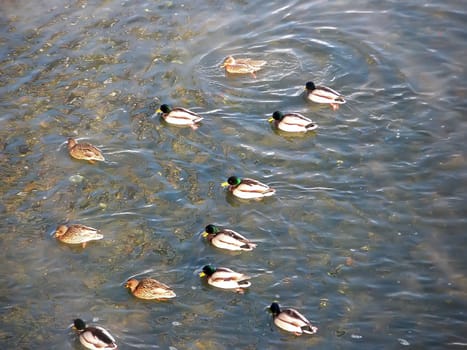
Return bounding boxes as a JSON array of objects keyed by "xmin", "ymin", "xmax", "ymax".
[{"xmin": 0, "ymin": 0, "xmax": 466, "ymax": 349}]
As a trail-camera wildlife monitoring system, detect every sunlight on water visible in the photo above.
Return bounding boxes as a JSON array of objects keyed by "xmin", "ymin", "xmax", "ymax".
[{"xmin": 0, "ymin": 0, "xmax": 465, "ymax": 349}]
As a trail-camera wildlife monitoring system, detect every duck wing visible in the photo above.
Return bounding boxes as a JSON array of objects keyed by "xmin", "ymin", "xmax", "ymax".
[
  {"xmin": 214, "ymin": 229, "xmax": 257, "ymax": 250},
  {"xmin": 315, "ymin": 86, "xmax": 345, "ymax": 103},
  {"xmin": 166, "ymin": 107, "xmax": 203, "ymax": 122},
  {"xmin": 237, "ymin": 178, "xmax": 275, "ymax": 195},
  {"xmin": 212, "ymin": 267, "xmax": 250, "ymax": 282},
  {"xmin": 283, "ymin": 113, "xmax": 315, "ymax": 126},
  {"xmin": 66, "ymin": 224, "xmax": 103, "ymax": 242},
  {"xmin": 138, "ymin": 278, "xmax": 176, "ymax": 298},
  {"xmin": 239, "ymin": 58, "xmax": 267, "ymax": 67}
]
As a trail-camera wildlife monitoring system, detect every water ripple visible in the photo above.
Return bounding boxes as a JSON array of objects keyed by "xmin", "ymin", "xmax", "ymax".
[{"xmin": 0, "ymin": 0, "xmax": 465, "ymax": 349}]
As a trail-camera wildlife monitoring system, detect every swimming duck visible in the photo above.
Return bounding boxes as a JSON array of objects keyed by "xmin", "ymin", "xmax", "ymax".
[
  {"xmin": 54, "ymin": 224, "xmax": 103, "ymax": 248},
  {"xmin": 199, "ymin": 264, "xmax": 251, "ymax": 293},
  {"xmin": 269, "ymin": 302, "xmax": 318, "ymax": 336},
  {"xmin": 72, "ymin": 318, "xmax": 117, "ymax": 350},
  {"xmin": 222, "ymin": 176, "xmax": 275, "ymax": 199},
  {"xmin": 125, "ymin": 277, "xmax": 176, "ymax": 300},
  {"xmin": 221, "ymin": 56, "xmax": 267, "ymax": 78},
  {"xmin": 156, "ymin": 104, "xmax": 203, "ymax": 130},
  {"xmin": 269, "ymin": 111, "xmax": 318, "ymax": 133},
  {"xmin": 67, "ymin": 138, "xmax": 105, "ymax": 164},
  {"xmin": 305, "ymin": 81, "xmax": 346, "ymax": 111},
  {"xmin": 202, "ymin": 224, "xmax": 257, "ymax": 251}
]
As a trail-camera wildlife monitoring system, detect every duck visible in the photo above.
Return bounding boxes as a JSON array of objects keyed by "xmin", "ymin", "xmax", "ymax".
[
  {"xmin": 269, "ymin": 111, "xmax": 318, "ymax": 133},
  {"xmin": 67, "ymin": 138, "xmax": 105, "ymax": 164},
  {"xmin": 269, "ymin": 302, "xmax": 318, "ymax": 336},
  {"xmin": 156, "ymin": 104, "xmax": 203, "ymax": 130},
  {"xmin": 305, "ymin": 81, "xmax": 346, "ymax": 111},
  {"xmin": 222, "ymin": 176, "xmax": 275, "ymax": 199},
  {"xmin": 199, "ymin": 264, "xmax": 251, "ymax": 293},
  {"xmin": 54, "ymin": 224, "xmax": 103, "ymax": 248},
  {"xmin": 202, "ymin": 224, "xmax": 257, "ymax": 251},
  {"xmin": 125, "ymin": 277, "xmax": 176, "ymax": 300},
  {"xmin": 72, "ymin": 318, "xmax": 117, "ymax": 350},
  {"xmin": 221, "ymin": 56, "xmax": 267, "ymax": 78}
]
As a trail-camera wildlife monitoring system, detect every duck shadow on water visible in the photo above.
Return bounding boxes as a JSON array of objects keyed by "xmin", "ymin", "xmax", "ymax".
[
  {"xmin": 269, "ymin": 125, "xmax": 319, "ymax": 142},
  {"xmin": 224, "ymin": 192, "xmax": 276, "ymax": 207}
]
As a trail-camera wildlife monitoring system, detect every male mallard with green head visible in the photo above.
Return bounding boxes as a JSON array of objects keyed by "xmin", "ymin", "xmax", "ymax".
[
  {"xmin": 72, "ymin": 318, "xmax": 117, "ymax": 350},
  {"xmin": 305, "ymin": 81, "xmax": 346, "ymax": 110},
  {"xmin": 269, "ymin": 302, "xmax": 318, "ymax": 336},
  {"xmin": 269, "ymin": 111, "xmax": 318, "ymax": 133},
  {"xmin": 202, "ymin": 224, "xmax": 257, "ymax": 251},
  {"xmin": 199, "ymin": 264, "xmax": 251, "ymax": 293},
  {"xmin": 156, "ymin": 104, "xmax": 203, "ymax": 130},
  {"xmin": 222, "ymin": 176, "xmax": 275, "ymax": 199}
]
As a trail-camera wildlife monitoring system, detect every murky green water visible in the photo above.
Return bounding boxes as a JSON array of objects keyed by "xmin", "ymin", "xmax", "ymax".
[{"xmin": 0, "ymin": 0, "xmax": 466, "ymax": 349}]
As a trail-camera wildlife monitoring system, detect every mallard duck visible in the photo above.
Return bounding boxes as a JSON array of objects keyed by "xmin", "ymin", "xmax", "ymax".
[
  {"xmin": 54, "ymin": 224, "xmax": 103, "ymax": 248},
  {"xmin": 72, "ymin": 318, "xmax": 117, "ymax": 350},
  {"xmin": 269, "ymin": 111, "xmax": 318, "ymax": 133},
  {"xmin": 269, "ymin": 302, "xmax": 318, "ymax": 336},
  {"xmin": 305, "ymin": 81, "xmax": 346, "ymax": 111},
  {"xmin": 125, "ymin": 277, "xmax": 176, "ymax": 300},
  {"xmin": 67, "ymin": 138, "xmax": 105, "ymax": 164},
  {"xmin": 202, "ymin": 224, "xmax": 257, "ymax": 251},
  {"xmin": 156, "ymin": 104, "xmax": 203, "ymax": 130},
  {"xmin": 221, "ymin": 56, "xmax": 267, "ymax": 78},
  {"xmin": 222, "ymin": 176, "xmax": 275, "ymax": 199},
  {"xmin": 199, "ymin": 264, "xmax": 251, "ymax": 293}
]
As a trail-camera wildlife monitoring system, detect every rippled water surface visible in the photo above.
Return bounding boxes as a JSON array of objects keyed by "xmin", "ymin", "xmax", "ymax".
[{"xmin": 1, "ymin": 0, "xmax": 466, "ymax": 349}]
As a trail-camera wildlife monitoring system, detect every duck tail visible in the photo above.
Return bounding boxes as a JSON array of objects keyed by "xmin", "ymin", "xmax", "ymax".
[
  {"xmin": 238, "ymin": 280, "xmax": 251, "ymax": 287},
  {"xmin": 302, "ymin": 325, "xmax": 318, "ymax": 334}
]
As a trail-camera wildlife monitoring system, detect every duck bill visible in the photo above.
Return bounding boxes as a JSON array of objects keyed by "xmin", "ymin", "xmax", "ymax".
[
  {"xmin": 202, "ymin": 232, "xmax": 208, "ymax": 238},
  {"xmin": 155, "ymin": 109, "xmax": 162, "ymax": 114},
  {"xmin": 199, "ymin": 272, "xmax": 206, "ymax": 277},
  {"xmin": 268, "ymin": 117, "xmax": 274, "ymax": 122},
  {"xmin": 221, "ymin": 182, "xmax": 229, "ymax": 187}
]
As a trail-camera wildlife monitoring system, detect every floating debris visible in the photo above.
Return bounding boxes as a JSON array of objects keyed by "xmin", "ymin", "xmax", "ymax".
[
  {"xmin": 69, "ymin": 174, "xmax": 84, "ymax": 183},
  {"xmin": 398, "ymin": 338, "xmax": 410, "ymax": 346}
]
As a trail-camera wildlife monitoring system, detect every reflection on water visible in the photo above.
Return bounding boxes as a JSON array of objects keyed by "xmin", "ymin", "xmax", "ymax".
[{"xmin": 0, "ymin": 0, "xmax": 465, "ymax": 349}]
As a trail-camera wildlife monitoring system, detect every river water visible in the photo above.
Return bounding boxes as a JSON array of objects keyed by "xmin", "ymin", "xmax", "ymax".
[{"xmin": 0, "ymin": 0, "xmax": 465, "ymax": 349}]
